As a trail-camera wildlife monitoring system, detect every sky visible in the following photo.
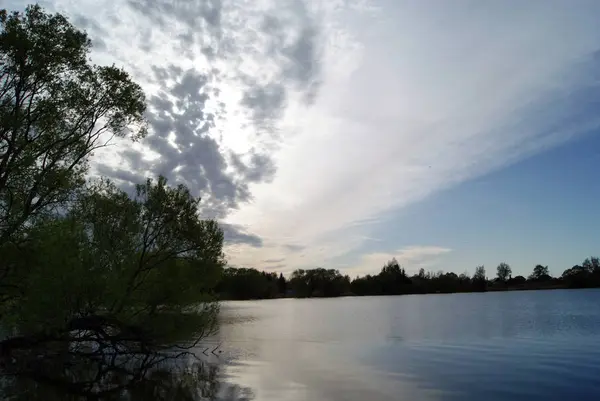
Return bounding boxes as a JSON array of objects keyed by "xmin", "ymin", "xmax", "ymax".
[{"xmin": 8, "ymin": 0, "xmax": 600, "ymax": 278}]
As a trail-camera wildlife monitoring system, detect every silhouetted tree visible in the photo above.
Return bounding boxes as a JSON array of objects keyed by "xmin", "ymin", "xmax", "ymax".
[
  {"xmin": 496, "ymin": 262, "xmax": 512, "ymax": 282},
  {"xmin": 289, "ymin": 268, "xmax": 350, "ymax": 297},
  {"xmin": 218, "ymin": 258, "xmax": 600, "ymax": 300},
  {"xmin": 510, "ymin": 275, "xmax": 527, "ymax": 286},
  {"xmin": 277, "ymin": 273, "xmax": 287, "ymax": 295},
  {"xmin": 582, "ymin": 257, "xmax": 600, "ymax": 273},
  {"xmin": 0, "ymin": 5, "xmax": 223, "ymax": 371},
  {"xmin": 472, "ymin": 265, "xmax": 487, "ymax": 291},
  {"xmin": 561, "ymin": 257, "xmax": 600, "ymax": 288},
  {"xmin": 217, "ymin": 268, "xmax": 279, "ymax": 300},
  {"xmin": 529, "ymin": 264, "xmax": 551, "ymax": 281}
]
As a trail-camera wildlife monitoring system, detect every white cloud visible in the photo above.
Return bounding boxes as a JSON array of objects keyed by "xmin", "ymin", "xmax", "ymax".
[
  {"xmin": 224, "ymin": 1, "xmax": 600, "ymax": 271},
  {"xmin": 12, "ymin": 0, "xmax": 600, "ymax": 274},
  {"xmin": 342, "ymin": 246, "xmax": 453, "ymax": 277}
]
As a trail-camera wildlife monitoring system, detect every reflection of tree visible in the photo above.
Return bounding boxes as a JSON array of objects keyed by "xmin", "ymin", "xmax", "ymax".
[
  {"xmin": 0, "ymin": 316, "xmax": 254, "ymax": 401},
  {"xmin": 1, "ymin": 343, "xmax": 253, "ymax": 400}
]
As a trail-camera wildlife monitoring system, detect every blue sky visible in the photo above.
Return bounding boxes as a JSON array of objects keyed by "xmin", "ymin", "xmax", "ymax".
[
  {"xmin": 348, "ymin": 129, "xmax": 600, "ymax": 278},
  {"xmin": 11, "ymin": 0, "xmax": 600, "ymax": 277}
]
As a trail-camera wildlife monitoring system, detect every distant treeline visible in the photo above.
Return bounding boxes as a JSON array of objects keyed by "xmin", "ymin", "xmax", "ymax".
[{"xmin": 216, "ymin": 257, "xmax": 600, "ymax": 300}]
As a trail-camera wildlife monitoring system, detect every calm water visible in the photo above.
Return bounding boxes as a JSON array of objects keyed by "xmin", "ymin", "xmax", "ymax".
[{"xmin": 208, "ymin": 289, "xmax": 600, "ymax": 401}]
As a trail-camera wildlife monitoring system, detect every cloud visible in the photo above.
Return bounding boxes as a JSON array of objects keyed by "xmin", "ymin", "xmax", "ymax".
[
  {"xmin": 264, "ymin": 263, "xmax": 286, "ymax": 271},
  {"xmin": 28, "ymin": 0, "xmax": 600, "ymax": 273},
  {"xmin": 263, "ymin": 258, "xmax": 285, "ymax": 264},
  {"xmin": 240, "ymin": 83, "xmax": 287, "ymax": 128},
  {"xmin": 225, "ymin": 1, "xmax": 600, "ymax": 271},
  {"xmin": 283, "ymin": 244, "xmax": 305, "ymax": 252},
  {"xmin": 36, "ymin": 0, "xmax": 344, "ymax": 248},
  {"xmin": 71, "ymin": 13, "xmax": 108, "ymax": 50},
  {"xmin": 220, "ymin": 224, "xmax": 263, "ymax": 248},
  {"xmin": 346, "ymin": 246, "xmax": 453, "ymax": 277}
]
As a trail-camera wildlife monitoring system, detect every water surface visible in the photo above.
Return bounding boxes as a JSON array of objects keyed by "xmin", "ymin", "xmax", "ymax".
[{"xmin": 210, "ymin": 289, "xmax": 600, "ymax": 401}]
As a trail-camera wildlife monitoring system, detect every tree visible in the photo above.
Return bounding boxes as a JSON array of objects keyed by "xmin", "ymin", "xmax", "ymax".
[
  {"xmin": 277, "ymin": 273, "xmax": 287, "ymax": 295},
  {"xmin": 472, "ymin": 265, "xmax": 487, "ymax": 291},
  {"xmin": 529, "ymin": 264, "xmax": 550, "ymax": 281},
  {"xmin": 473, "ymin": 265, "xmax": 486, "ymax": 281},
  {"xmin": 496, "ymin": 262, "xmax": 511, "ymax": 282},
  {"xmin": 0, "ymin": 4, "xmax": 146, "ymax": 273},
  {"xmin": 0, "ymin": 5, "xmax": 221, "ymax": 364},
  {"xmin": 561, "ymin": 257, "xmax": 600, "ymax": 288},
  {"xmin": 1, "ymin": 176, "xmax": 224, "ymax": 336},
  {"xmin": 289, "ymin": 268, "xmax": 350, "ymax": 297},
  {"xmin": 216, "ymin": 267, "xmax": 280, "ymax": 300},
  {"xmin": 582, "ymin": 257, "xmax": 600, "ymax": 273}
]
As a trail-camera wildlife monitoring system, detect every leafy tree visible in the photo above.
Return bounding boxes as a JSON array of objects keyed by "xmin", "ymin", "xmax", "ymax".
[
  {"xmin": 561, "ymin": 257, "xmax": 600, "ymax": 288},
  {"xmin": 0, "ymin": 5, "xmax": 221, "ymax": 365},
  {"xmin": 511, "ymin": 275, "xmax": 527, "ymax": 285},
  {"xmin": 289, "ymin": 268, "xmax": 350, "ymax": 297},
  {"xmin": 496, "ymin": 262, "xmax": 511, "ymax": 282},
  {"xmin": 0, "ymin": 5, "xmax": 146, "ymax": 247},
  {"xmin": 217, "ymin": 267, "xmax": 280, "ymax": 300},
  {"xmin": 277, "ymin": 273, "xmax": 287, "ymax": 295},
  {"xmin": 473, "ymin": 265, "xmax": 486, "ymax": 281},
  {"xmin": 1, "ymin": 176, "xmax": 224, "ymax": 336},
  {"xmin": 582, "ymin": 256, "xmax": 600, "ymax": 273},
  {"xmin": 529, "ymin": 264, "xmax": 550, "ymax": 281},
  {"xmin": 378, "ymin": 258, "xmax": 411, "ymax": 295},
  {"xmin": 472, "ymin": 265, "xmax": 487, "ymax": 291},
  {"xmin": 561, "ymin": 265, "xmax": 588, "ymax": 288}
]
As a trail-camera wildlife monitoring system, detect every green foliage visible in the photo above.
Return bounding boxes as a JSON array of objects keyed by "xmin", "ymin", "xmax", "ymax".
[
  {"xmin": 0, "ymin": 4, "xmax": 221, "ymax": 351},
  {"xmin": 0, "ymin": 4, "xmax": 147, "ymax": 246},
  {"xmin": 0, "ymin": 176, "xmax": 224, "ymax": 335}
]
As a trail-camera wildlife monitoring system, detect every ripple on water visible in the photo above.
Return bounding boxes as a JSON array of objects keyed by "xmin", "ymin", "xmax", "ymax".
[{"xmin": 216, "ymin": 290, "xmax": 600, "ymax": 401}]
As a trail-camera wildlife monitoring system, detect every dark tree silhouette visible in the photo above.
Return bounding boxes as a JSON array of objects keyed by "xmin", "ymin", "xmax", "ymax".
[
  {"xmin": 277, "ymin": 273, "xmax": 287, "ymax": 295},
  {"xmin": 496, "ymin": 262, "xmax": 512, "ymax": 282},
  {"xmin": 529, "ymin": 264, "xmax": 550, "ymax": 281}
]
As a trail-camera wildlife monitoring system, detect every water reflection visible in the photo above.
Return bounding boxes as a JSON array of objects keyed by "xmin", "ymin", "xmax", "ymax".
[
  {"xmin": 213, "ymin": 291, "xmax": 600, "ymax": 401},
  {"xmin": 5, "ymin": 290, "xmax": 600, "ymax": 401},
  {"xmin": 0, "ymin": 327, "xmax": 253, "ymax": 400}
]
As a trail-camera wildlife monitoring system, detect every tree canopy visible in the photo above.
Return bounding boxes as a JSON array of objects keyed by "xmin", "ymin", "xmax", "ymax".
[
  {"xmin": 0, "ymin": 5, "xmax": 147, "ymax": 246},
  {"xmin": 496, "ymin": 262, "xmax": 512, "ymax": 282},
  {"xmin": 2, "ymin": 5, "xmax": 600, "ymax": 399},
  {"xmin": 0, "ymin": 6, "xmax": 223, "ymax": 387},
  {"xmin": 219, "ymin": 255, "xmax": 600, "ymax": 301},
  {"xmin": 530, "ymin": 264, "xmax": 550, "ymax": 281}
]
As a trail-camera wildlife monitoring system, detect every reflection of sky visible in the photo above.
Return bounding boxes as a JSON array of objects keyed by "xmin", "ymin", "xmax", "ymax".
[
  {"xmin": 214, "ymin": 301, "xmax": 436, "ymax": 401},
  {"xmin": 210, "ymin": 291, "xmax": 600, "ymax": 401},
  {"xmin": 365, "ymin": 337, "xmax": 600, "ymax": 401}
]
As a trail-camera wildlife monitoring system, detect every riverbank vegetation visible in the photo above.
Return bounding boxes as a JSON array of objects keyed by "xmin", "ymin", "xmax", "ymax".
[
  {"xmin": 1, "ymin": 4, "xmax": 599, "ymax": 398},
  {"xmin": 0, "ymin": 5, "xmax": 225, "ymax": 397},
  {"xmin": 217, "ymin": 257, "xmax": 600, "ymax": 300}
]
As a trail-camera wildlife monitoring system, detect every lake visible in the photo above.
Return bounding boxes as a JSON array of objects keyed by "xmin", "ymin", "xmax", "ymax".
[{"xmin": 209, "ymin": 289, "xmax": 600, "ymax": 401}]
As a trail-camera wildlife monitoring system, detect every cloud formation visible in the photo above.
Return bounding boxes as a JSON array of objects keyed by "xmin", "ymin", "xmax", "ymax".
[
  {"xmin": 223, "ymin": 1, "xmax": 600, "ymax": 273},
  {"xmin": 16, "ymin": 0, "xmax": 600, "ymax": 274},
  {"xmin": 34, "ymin": 0, "xmax": 345, "ymax": 246},
  {"xmin": 347, "ymin": 246, "xmax": 453, "ymax": 277}
]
